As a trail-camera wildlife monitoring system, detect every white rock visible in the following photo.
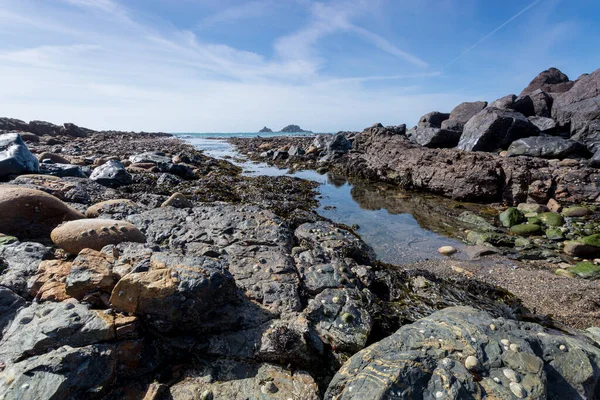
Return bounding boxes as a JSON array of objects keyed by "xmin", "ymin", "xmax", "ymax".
[
  {"xmin": 464, "ymin": 355, "xmax": 481, "ymax": 371},
  {"xmin": 438, "ymin": 245, "xmax": 457, "ymax": 256},
  {"xmin": 503, "ymin": 368, "xmax": 520, "ymax": 383},
  {"xmin": 509, "ymin": 382, "xmax": 527, "ymax": 398}
]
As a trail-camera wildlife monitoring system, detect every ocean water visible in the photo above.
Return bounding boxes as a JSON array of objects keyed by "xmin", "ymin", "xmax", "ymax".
[{"xmin": 176, "ymin": 133, "xmax": 465, "ymax": 264}]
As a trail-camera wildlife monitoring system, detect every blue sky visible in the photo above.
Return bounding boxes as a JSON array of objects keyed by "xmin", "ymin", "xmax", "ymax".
[{"xmin": 0, "ymin": 0, "xmax": 598, "ymax": 132}]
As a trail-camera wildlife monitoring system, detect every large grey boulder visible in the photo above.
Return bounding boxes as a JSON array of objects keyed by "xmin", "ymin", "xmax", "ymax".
[
  {"xmin": 417, "ymin": 111, "xmax": 450, "ymax": 128},
  {"xmin": 326, "ymin": 132, "xmax": 352, "ymax": 153},
  {"xmin": 0, "ymin": 344, "xmax": 115, "ymax": 400},
  {"xmin": 457, "ymin": 108, "xmax": 539, "ymax": 151},
  {"xmin": 61, "ymin": 122, "xmax": 92, "ymax": 137},
  {"xmin": 521, "ymin": 67, "xmax": 574, "ymax": 95},
  {"xmin": 523, "ymin": 89, "xmax": 553, "ymax": 117},
  {"xmin": 551, "ymin": 68, "xmax": 600, "ymax": 151},
  {"xmin": 527, "ymin": 116, "xmax": 558, "ymax": 133},
  {"xmin": 408, "ymin": 111, "xmax": 460, "ymax": 148},
  {"xmin": 0, "ymin": 240, "xmax": 51, "ymax": 296},
  {"xmin": 407, "ymin": 126, "xmax": 461, "ymax": 148},
  {"xmin": 326, "ymin": 306, "xmax": 600, "ymax": 399},
  {"xmin": 90, "ymin": 159, "xmax": 132, "ymax": 187},
  {"xmin": 507, "ymin": 136, "xmax": 589, "ymax": 159},
  {"xmin": 109, "ymin": 252, "xmax": 237, "ymax": 333},
  {"xmin": 0, "ymin": 132, "xmax": 39, "ymax": 178},
  {"xmin": 488, "ymin": 94, "xmax": 517, "ymax": 110},
  {"xmin": 0, "ymin": 301, "xmax": 114, "ymax": 364},
  {"xmin": 0, "ymin": 287, "xmax": 25, "ymax": 337},
  {"xmin": 28, "ymin": 120, "xmax": 62, "ymax": 136},
  {"xmin": 441, "ymin": 101, "xmax": 487, "ymax": 132},
  {"xmin": 39, "ymin": 162, "xmax": 87, "ymax": 178},
  {"xmin": 0, "ymin": 117, "xmax": 29, "ymax": 132}
]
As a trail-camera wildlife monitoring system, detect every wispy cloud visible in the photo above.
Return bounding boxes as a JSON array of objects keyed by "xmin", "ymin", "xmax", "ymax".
[
  {"xmin": 196, "ymin": 0, "xmax": 274, "ymax": 28},
  {"xmin": 443, "ymin": 0, "xmax": 543, "ymax": 69}
]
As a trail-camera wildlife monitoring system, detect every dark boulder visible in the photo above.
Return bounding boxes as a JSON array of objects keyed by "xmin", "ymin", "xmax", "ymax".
[
  {"xmin": 527, "ymin": 116, "xmax": 558, "ymax": 133},
  {"xmin": 407, "ymin": 127, "xmax": 461, "ymax": 148},
  {"xmin": 61, "ymin": 122, "xmax": 93, "ymax": 137},
  {"xmin": 457, "ymin": 108, "xmax": 539, "ymax": 152},
  {"xmin": 0, "ymin": 132, "xmax": 39, "ymax": 178},
  {"xmin": 441, "ymin": 101, "xmax": 487, "ymax": 132},
  {"xmin": 417, "ymin": 111, "xmax": 450, "ymax": 128},
  {"xmin": 526, "ymin": 89, "xmax": 553, "ymax": 117},
  {"xmin": 258, "ymin": 126, "xmax": 272, "ymax": 133},
  {"xmin": 326, "ymin": 306, "xmax": 600, "ymax": 400},
  {"xmin": 521, "ymin": 67, "xmax": 574, "ymax": 95},
  {"xmin": 18, "ymin": 132, "xmax": 40, "ymax": 143},
  {"xmin": 90, "ymin": 160, "xmax": 132, "ymax": 187},
  {"xmin": 39, "ymin": 162, "xmax": 87, "ymax": 178},
  {"xmin": 507, "ymin": 136, "xmax": 590, "ymax": 159},
  {"xmin": 327, "ymin": 132, "xmax": 352, "ymax": 153},
  {"xmin": 0, "ymin": 118, "xmax": 29, "ymax": 132},
  {"xmin": 288, "ymin": 145, "xmax": 305, "ymax": 157},
  {"xmin": 488, "ymin": 94, "xmax": 516, "ymax": 110},
  {"xmin": 28, "ymin": 120, "xmax": 62, "ymax": 136}
]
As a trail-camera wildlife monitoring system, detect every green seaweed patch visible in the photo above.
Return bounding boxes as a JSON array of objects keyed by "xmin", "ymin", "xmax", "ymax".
[
  {"xmin": 509, "ymin": 224, "xmax": 541, "ymax": 236},
  {"xmin": 581, "ymin": 234, "xmax": 600, "ymax": 248},
  {"xmin": 570, "ymin": 262, "xmax": 600, "ymax": 280},
  {"xmin": 538, "ymin": 212, "xmax": 565, "ymax": 227}
]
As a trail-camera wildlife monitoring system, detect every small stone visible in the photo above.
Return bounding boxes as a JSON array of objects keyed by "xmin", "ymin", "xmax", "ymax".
[
  {"xmin": 509, "ymin": 343, "xmax": 521, "ymax": 352},
  {"xmin": 261, "ymin": 381, "xmax": 278, "ymax": 394},
  {"xmin": 438, "ymin": 245, "xmax": 457, "ymax": 256},
  {"xmin": 559, "ymin": 344, "xmax": 567, "ymax": 352},
  {"xmin": 435, "ymin": 391, "xmax": 444, "ymax": 398},
  {"xmin": 501, "ymin": 339, "xmax": 510, "ymax": 346},
  {"xmin": 503, "ymin": 368, "xmax": 520, "ymax": 383},
  {"xmin": 509, "ymin": 382, "xmax": 527, "ymax": 398},
  {"xmin": 493, "ymin": 377, "xmax": 501, "ymax": 384},
  {"xmin": 341, "ymin": 312, "xmax": 354, "ymax": 323},
  {"xmin": 332, "ymin": 296, "xmax": 341, "ymax": 304},
  {"xmin": 464, "ymin": 355, "xmax": 481, "ymax": 371},
  {"xmin": 489, "ymin": 324, "xmax": 497, "ymax": 331}
]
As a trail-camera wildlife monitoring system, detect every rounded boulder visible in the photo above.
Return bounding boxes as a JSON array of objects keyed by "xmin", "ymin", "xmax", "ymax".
[
  {"xmin": 51, "ymin": 219, "xmax": 146, "ymax": 254},
  {"xmin": 0, "ymin": 186, "xmax": 85, "ymax": 239}
]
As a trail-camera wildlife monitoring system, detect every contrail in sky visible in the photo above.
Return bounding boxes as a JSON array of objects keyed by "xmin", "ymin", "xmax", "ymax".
[{"xmin": 443, "ymin": 0, "xmax": 543, "ymax": 70}]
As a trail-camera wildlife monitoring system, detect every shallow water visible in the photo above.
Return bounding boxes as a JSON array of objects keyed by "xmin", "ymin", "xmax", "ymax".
[{"xmin": 180, "ymin": 134, "xmax": 466, "ymax": 264}]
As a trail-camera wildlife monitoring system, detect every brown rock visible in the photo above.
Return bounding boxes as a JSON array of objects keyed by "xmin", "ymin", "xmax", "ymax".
[
  {"xmin": 51, "ymin": 219, "xmax": 146, "ymax": 254},
  {"xmin": 65, "ymin": 248, "xmax": 116, "ymax": 299},
  {"xmin": 18, "ymin": 132, "xmax": 40, "ymax": 143},
  {"xmin": 130, "ymin": 162, "xmax": 157, "ymax": 169},
  {"xmin": 547, "ymin": 198, "xmax": 562, "ymax": 213},
  {"xmin": 161, "ymin": 193, "xmax": 193, "ymax": 208},
  {"xmin": 0, "ymin": 186, "xmax": 85, "ymax": 239},
  {"xmin": 86, "ymin": 199, "xmax": 139, "ymax": 218},
  {"xmin": 37, "ymin": 152, "xmax": 70, "ymax": 164},
  {"xmin": 28, "ymin": 259, "xmax": 73, "ymax": 302}
]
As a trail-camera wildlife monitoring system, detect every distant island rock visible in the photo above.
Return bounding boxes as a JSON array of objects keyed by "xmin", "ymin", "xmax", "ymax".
[
  {"xmin": 279, "ymin": 124, "xmax": 312, "ymax": 133},
  {"xmin": 258, "ymin": 127, "xmax": 273, "ymax": 133}
]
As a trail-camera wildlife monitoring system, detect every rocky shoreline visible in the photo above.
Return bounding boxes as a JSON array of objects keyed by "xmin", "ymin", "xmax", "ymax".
[{"xmin": 2, "ymin": 66, "xmax": 600, "ymax": 399}]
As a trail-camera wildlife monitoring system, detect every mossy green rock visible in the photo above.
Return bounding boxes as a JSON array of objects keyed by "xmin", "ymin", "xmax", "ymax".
[
  {"xmin": 545, "ymin": 227, "xmax": 564, "ymax": 241},
  {"xmin": 466, "ymin": 230, "xmax": 514, "ymax": 247},
  {"xmin": 517, "ymin": 203, "xmax": 544, "ymax": 214},
  {"xmin": 509, "ymin": 224, "xmax": 541, "ymax": 236},
  {"xmin": 499, "ymin": 208, "xmax": 524, "ymax": 228},
  {"xmin": 570, "ymin": 262, "xmax": 600, "ymax": 280},
  {"xmin": 514, "ymin": 237, "xmax": 531, "ymax": 248},
  {"xmin": 527, "ymin": 217, "xmax": 542, "ymax": 225},
  {"xmin": 458, "ymin": 211, "xmax": 496, "ymax": 231},
  {"xmin": 539, "ymin": 212, "xmax": 564, "ymax": 227},
  {"xmin": 563, "ymin": 207, "xmax": 590, "ymax": 218},
  {"xmin": 0, "ymin": 235, "xmax": 18, "ymax": 246},
  {"xmin": 582, "ymin": 234, "xmax": 600, "ymax": 247}
]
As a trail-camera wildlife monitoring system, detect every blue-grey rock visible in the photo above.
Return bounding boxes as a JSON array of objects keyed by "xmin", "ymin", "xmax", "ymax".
[
  {"xmin": 457, "ymin": 108, "xmax": 540, "ymax": 152},
  {"xmin": 0, "ymin": 132, "xmax": 39, "ymax": 178},
  {"xmin": 507, "ymin": 136, "xmax": 589, "ymax": 159},
  {"xmin": 326, "ymin": 306, "xmax": 600, "ymax": 400},
  {"xmin": 90, "ymin": 159, "xmax": 132, "ymax": 187},
  {"xmin": 39, "ymin": 162, "xmax": 87, "ymax": 178},
  {"xmin": 129, "ymin": 152, "xmax": 172, "ymax": 164}
]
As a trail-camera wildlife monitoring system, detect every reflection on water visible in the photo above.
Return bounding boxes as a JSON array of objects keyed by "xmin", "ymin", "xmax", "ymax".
[{"xmin": 184, "ymin": 136, "xmax": 466, "ymax": 264}]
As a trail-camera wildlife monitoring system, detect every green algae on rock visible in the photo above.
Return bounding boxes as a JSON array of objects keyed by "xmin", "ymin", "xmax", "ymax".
[
  {"xmin": 570, "ymin": 262, "xmax": 600, "ymax": 280},
  {"xmin": 510, "ymin": 224, "xmax": 542, "ymax": 236},
  {"xmin": 539, "ymin": 212, "xmax": 565, "ymax": 227},
  {"xmin": 499, "ymin": 207, "xmax": 524, "ymax": 228}
]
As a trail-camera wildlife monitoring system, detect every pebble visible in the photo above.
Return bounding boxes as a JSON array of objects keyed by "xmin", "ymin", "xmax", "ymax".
[
  {"xmin": 509, "ymin": 343, "xmax": 521, "ymax": 352},
  {"xmin": 501, "ymin": 339, "xmax": 510, "ymax": 346},
  {"xmin": 509, "ymin": 382, "xmax": 527, "ymax": 398},
  {"xmin": 493, "ymin": 377, "xmax": 501, "ymax": 384},
  {"xmin": 435, "ymin": 391, "xmax": 444, "ymax": 398},
  {"xmin": 464, "ymin": 355, "xmax": 481, "ymax": 371},
  {"xmin": 503, "ymin": 368, "xmax": 520, "ymax": 383},
  {"xmin": 559, "ymin": 344, "xmax": 567, "ymax": 352},
  {"xmin": 438, "ymin": 245, "xmax": 457, "ymax": 256},
  {"xmin": 489, "ymin": 324, "xmax": 496, "ymax": 331}
]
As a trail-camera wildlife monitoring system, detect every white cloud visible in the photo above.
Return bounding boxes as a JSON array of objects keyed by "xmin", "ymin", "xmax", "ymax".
[{"xmin": 0, "ymin": 0, "xmax": 450, "ymax": 132}]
